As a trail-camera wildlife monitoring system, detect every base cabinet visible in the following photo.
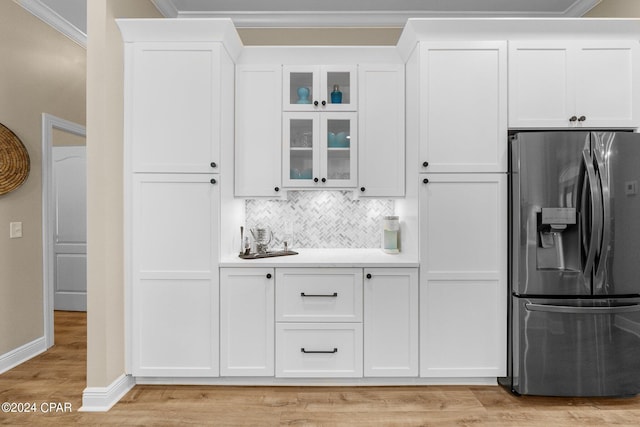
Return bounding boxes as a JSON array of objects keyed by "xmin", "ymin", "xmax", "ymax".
[
  {"xmin": 220, "ymin": 268, "xmax": 275, "ymax": 376},
  {"xmin": 364, "ymin": 268, "xmax": 418, "ymax": 377}
]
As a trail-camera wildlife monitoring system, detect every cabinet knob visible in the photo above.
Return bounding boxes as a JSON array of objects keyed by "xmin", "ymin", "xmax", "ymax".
[
  {"xmin": 321, "ymin": 100, "xmax": 327, "ymax": 106},
  {"xmin": 210, "ymin": 178, "xmax": 217, "ymax": 184},
  {"xmin": 321, "ymin": 177, "xmax": 326, "ymax": 183},
  {"xmin": 578, "ymin": 116, "xmax": 586, "ymax": 122},
  {"xmin": 569, "ymin": 116, "xmax": 578, "ymax": 122},
  {"xmin": 314, "ymin": 101, "xmax": 319, "ymax": 106},
  {"xmin": 366, "ymin": 273, "xmax": 372, "ymax": 279},
  {"xmin": 360, "ymin": 187, "xmax": 366, "ymax": 192},
  {"xmin": 422, "ymin": 161, "xmax": 429, "ymax": 168},
  {"xmin": 210, "ymin": 162, "xmax": 217, "ymax": 168},
  {"xmin": 274, "ymin": 187, "xmax": 280, "ymax": 192},
  {"xmin": 314, "ymin": 177, "xmax": 319, "ymax": 183},
  {"xmin": 423, "ymin": 178, "xmax": 429, "ymax": 184},
  {"xmin": 266, "ymin": 273, "xmax": 272, "ymax": 279}
]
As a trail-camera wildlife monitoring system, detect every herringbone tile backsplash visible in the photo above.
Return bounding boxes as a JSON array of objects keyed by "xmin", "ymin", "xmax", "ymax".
[{"xmin": 245, "ymin": 191, "xmax": 394, "ymax": 249}]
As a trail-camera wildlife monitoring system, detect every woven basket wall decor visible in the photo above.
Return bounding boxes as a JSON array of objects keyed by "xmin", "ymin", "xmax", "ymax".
[{"xmin": 0, "ymin": 123, "xmax": 30, "ymax": 195}]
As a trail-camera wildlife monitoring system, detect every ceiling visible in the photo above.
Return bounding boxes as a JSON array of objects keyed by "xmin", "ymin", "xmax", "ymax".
[{"xmin": 17, "ymin": 0, "xmax": 602, "ymax": 48}]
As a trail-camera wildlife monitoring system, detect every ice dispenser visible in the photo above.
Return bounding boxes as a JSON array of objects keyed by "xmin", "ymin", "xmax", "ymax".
[{"xmin": 537, "ymin": 207, "xmax": 579, "ymax": 270}]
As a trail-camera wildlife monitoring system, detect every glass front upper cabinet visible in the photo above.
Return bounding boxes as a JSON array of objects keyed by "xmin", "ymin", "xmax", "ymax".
[
  {"xmin": 283, "ymin": 112, "xmax": 357, "ymax": 188},
  {"xmin": 283, "ymin": 65, "xmax": 357, "ymax": 112}
]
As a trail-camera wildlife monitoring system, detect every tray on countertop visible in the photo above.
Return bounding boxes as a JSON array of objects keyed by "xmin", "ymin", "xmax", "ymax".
[{"xmin": 238, "ymin": 250, "xmax": 299, "ymax": 259}]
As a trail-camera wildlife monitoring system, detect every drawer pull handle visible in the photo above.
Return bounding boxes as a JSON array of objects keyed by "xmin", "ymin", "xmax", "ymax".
[
  {"xmin": 300, "ymin": 292, "xmax": 338, "ymax": 297},
  {"xmin": 301, "ymin": 348, "xmax": 338, "ymax": 354}
]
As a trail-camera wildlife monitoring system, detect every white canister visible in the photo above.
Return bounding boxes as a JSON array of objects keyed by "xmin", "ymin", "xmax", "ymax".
[{"xmin": 382, "ymin": 215, "xmax": 400, "ymax": 254}]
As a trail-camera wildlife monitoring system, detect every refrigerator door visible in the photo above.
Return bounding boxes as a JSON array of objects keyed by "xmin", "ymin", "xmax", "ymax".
[
  {"xmin": 511, "ymin": 132, "xmax": 590, "ymax": 296},
  {"xmin": 512, "ymin": 297, "xmax": 640, "ymax": 397},
  {"xmin": 592, "ymin": 132, "xmax": 640, "ymax": 297}
]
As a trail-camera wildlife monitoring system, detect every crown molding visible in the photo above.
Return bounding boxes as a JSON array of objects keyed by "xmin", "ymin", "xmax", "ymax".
[
  {"xmin": 565, "ymin": 0, "xmax": 602, "ymax": 17},
  {"xmin": 148, "ymin": 0, "xmax": 603, "ymax": 27},
  {"xmin": 150, "ymin": 0, "xmax": 179, "ymax": 18},
  {"xmin": 15, "ymin": 0, "xmax": 86, "ymax": 48}
]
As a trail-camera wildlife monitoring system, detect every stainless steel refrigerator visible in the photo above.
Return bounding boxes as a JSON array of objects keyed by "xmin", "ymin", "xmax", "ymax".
[{"xmin": 501, "ymin": 131, "xmax": 640, "ymax": 397}]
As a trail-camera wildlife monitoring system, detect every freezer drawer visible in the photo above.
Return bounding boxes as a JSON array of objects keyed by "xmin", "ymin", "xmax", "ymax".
[{"xmin": 512, "ymin": 297, "xmax": 640, "ymax": 397}]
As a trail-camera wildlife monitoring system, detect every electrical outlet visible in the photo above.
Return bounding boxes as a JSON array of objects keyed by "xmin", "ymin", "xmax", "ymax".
[{"xmin": 10, "ymin": 222, "xmax": 22, "ymax": 239}]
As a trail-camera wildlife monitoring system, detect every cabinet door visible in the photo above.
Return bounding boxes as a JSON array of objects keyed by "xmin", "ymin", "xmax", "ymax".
[
  {"xmin": 364, "ymin": 268, "xmax": 418, "ymax": 377},
  {"xmin": 508, "ymin": 41, "xmax": 574, "ymax": 128},
  {"xmin": 321, "ymin": 112, "xmax": 357, "ymax": 188},
  {"xmin": 358, "ymin": 65, "xmax": 405, "ymax": 197},
  {"xmin": 283, "ymin": 65, "xmax": 357, "ymax": 111},
  {"xmin": 130, "ymin": 43, "xmax": 223, "ymax": 173},
  {"xmin": 235, "ymin": 65, "xmax": 282, "ymax": 197},
  {"xmin": 283, "ymin": 112, "xmax": 320, "ymax": 187},
  {"xmin": 419, "ymin": 174, "xmax": 507, "ymax": 377},
  {"xmin": 574, "ymin": 41, "xmax": 639, "ymax": 128},
  {"xmin": 220, "ymin": 268, "xmax": 274, "ymax": 376},
  {"xmin": 131, "ymin": 174, "xmax": 219, "ymax": 376},
  {"xmin": 420, "ymin": 42, "xmax": 507, "ymax": 173}
]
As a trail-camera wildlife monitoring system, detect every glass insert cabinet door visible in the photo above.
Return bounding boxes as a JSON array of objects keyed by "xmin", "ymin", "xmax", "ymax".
[
  {"xmin": 283, "ymin": 112, "xmax": 357, "ymax": 188},
  {"xmin": 283, "ymin": 65, "xmax": 357, "ymax": 112}
]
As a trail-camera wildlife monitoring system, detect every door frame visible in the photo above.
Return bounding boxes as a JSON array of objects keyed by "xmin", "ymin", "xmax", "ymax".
[{"xmin": 41, "ymin": 113, "xmax": 86, "ymax": 348}]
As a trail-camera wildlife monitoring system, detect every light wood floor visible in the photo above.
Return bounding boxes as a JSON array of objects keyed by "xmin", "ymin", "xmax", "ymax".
[{"xmin": 2, "ymin": 311, "xmax": 640, "ymax": 426}]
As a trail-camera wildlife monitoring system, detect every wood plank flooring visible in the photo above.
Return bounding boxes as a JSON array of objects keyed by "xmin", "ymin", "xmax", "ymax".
[{"xmin": 2, "ymin": 311, "xmax": 640, "ymax": 425}]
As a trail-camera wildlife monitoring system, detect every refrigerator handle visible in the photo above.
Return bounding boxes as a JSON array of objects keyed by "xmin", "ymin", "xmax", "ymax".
[
  {"xmin": 581, "ymin": 149, "xmax": 603, "ymax": 279},
  {"xmin": 593, "ymin": 145, "xmax": 611, "ymax": 286},
  {"xmin": 526, "ymin": 303, "xmax": 640, "ymax": 315}
]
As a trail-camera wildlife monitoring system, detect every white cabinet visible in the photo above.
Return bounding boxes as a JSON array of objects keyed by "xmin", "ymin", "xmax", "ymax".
[
  {"xmin": 275, "ymin": 268, "xmax": 363, "ymax": 378},
  {"xmin": 358, "ymin": 65, "xmax": 405, "ymax": 197},
  {"xmin": 235, "ymin": 65, "xmax": 283, "ymax": 197},
  {"xmin": 417, "ymin": 42, "xmax": 507, "ymax": 173},
  {"xmin": 220, "ymin": 268, "xmax": 274, "ymax": 376},
  {"xmin": 363, "ymin": 268, "xmax": 418, "ymax": 377},
  {"xmin": 283, "ymin": 65, "xmax": 357, "ymax": 111},
  {"xmin": 128, "ymin": 42, "xmax": 230, "ymax": 173},
  {"xmin": 509, "ymin": 40, "xmax": 640, "ymax": 129},
  {"xmin": 283, "ymin": 112, "xmax": 358, "ymax": 188},
  {"xmin": 131, "ymin": 174, "xmax": 220, "ymax": 377},
  {"xmin": 419, "ymin": 174, "xmax": 507, "ymax": 377}
]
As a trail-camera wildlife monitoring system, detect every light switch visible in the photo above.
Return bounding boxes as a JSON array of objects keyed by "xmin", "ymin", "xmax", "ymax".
[{"xmin": 10, "ymin": 222, "xmax": 22, "ymax": 239}]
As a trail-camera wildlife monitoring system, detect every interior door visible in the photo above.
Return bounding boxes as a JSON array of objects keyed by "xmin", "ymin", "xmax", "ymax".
[{"xmin": 52, "ymin": 145, "xmax": 87, "ymax": 311}]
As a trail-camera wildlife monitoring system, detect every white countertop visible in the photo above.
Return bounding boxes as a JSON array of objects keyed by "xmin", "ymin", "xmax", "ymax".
[{"xmin": 219, "ymin": 248, "xmax": 419, "ymax": 268}]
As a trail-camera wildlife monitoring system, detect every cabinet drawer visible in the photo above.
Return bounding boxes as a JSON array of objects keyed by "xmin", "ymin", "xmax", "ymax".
[
  {"xmin": 276, "ymin": 268, "xmax": 363, "ymax": 322},
  {"xmin": 276, "ymin": 323, "xmax": 363, "ymax": 377}
]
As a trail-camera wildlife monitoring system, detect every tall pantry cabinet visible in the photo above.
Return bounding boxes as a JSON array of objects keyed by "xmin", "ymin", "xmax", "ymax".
[
  {"xmin": 118, "ymin": 20, "xmax": 242, "ymax": 377},
  {"xmin": 406, "ymin": 41, "xmax": 508, "ymax": 378}
]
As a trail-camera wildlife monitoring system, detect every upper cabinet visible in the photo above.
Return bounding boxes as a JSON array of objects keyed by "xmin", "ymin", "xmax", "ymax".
[
  {"xmin": 358, "ymin": 65, "xmax": 405, "ymax": 197},
  {"xmin": 283, "ymin": 112, "xmax": 358, "ymax": 188},
  {"xmin": 283, "ymin": 66, "xmax": 357, "ymax": 111},
  {"xmin": 235, "ymin": 65, "xmax": 283, "ymax": 197},
  {"xmin": 417, "ymin": 42, "xmax": 508, "ymax": 173},
  {"xmin": 509, "ymin": 40, "xmax": 640, "ymax": 129},
  {"xmin": 128, "ymin": 42, "xmax": 232, "ymax": 173}
]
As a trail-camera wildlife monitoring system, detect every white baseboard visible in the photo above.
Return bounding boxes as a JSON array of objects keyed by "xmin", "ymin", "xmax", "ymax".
[
  {"xmin": 0, "ymin": 336, "xmax": 47, "ymax": 374},
  {"xmin": 80, "ymin": 374, "xmax": 136, "ymax": 412}
]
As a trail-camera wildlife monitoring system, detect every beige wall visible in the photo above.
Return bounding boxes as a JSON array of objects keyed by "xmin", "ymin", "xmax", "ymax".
[
  {"xmin": 86, "ymin": 0, "xmax": 160, "ymax": 388},
  {"xmin": 0, "ymin": 2, "xmax": 85, "ymax": 356},
  {"xmin": 238, "ymin": 27, "xmax": 402, "ymax": 46},
  {"xmin": 586, "ymin": 0, "xmax": 640, "ymax": 17}
]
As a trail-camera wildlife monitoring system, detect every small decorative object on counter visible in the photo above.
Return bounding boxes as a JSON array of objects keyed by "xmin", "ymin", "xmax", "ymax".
[
  {"xmin": 297, "ymin": 87, "xmax": 311, "ymax": 104},
  {"xmin": 330, "ymin": 84, "xmax": 342, "ymax": 104},
  {"xmin": 250, "ymin": 227, "xmax": 273, "ymax": 254},
  {"xmin": 382, "ymin": 215, "xmax": 400, "ymax": 254}
]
